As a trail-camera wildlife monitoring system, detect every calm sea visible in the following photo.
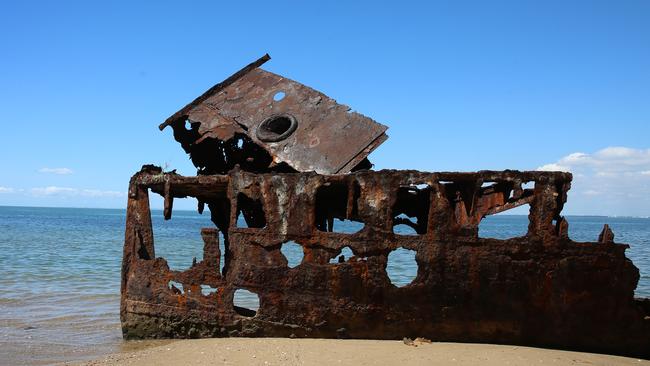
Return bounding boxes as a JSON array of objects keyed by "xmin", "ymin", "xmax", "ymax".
[{"xmin": 0, "ymin": 206, "xmax": 648, "ymax": 365}]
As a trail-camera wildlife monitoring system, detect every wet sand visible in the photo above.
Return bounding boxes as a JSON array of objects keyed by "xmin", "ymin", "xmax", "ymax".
[{"xmin": 70, "ymin": 338, "xmax": 649, "ymax": 366}]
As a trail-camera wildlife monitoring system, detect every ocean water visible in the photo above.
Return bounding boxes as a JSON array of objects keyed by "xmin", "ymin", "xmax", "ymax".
[{"xmin": 0, "ymin": 206, "xmax": 648, "ymax": 365}]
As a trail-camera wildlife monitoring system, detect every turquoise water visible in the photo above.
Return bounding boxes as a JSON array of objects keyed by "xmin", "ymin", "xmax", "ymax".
[{"xmin": 0, "ymin": 206, "xmax": 648, "ymax": 365}]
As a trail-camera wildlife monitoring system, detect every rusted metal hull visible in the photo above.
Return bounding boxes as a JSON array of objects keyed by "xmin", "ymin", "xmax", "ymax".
[{"xmin": 121, "ymin": 166, "xmax": 650, "ymax": 357}]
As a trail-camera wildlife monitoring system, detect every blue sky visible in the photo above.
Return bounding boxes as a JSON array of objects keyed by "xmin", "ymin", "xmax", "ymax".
[{"xmin": 0, "ymin": 1, "xmax": 649, "ymax": 216}]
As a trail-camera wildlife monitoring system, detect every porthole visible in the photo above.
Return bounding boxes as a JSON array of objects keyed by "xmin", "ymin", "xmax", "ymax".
[{"xmin": 256, "ymin": 114, "xmax": 298, "ymax": 142}]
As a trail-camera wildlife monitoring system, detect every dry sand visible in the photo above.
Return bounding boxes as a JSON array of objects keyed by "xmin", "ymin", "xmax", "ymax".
[{"xmin": 70, "ymin": 338, "xmax": 649, "ymax": 366}]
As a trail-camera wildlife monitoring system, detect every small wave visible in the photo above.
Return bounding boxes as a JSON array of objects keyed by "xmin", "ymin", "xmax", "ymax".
[{"xmin": 0, "ymin": 297, "xmax": 23, "ymax": 306}]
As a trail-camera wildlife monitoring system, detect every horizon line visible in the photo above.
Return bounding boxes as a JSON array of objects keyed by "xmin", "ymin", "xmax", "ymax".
[{"xmin": 0, "ymin": 205, "xmax": 647, "ymax": 219}]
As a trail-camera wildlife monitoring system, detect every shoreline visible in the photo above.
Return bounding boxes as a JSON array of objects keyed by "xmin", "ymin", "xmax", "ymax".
[{"xmin": 68, "ymin": 338, "xmax": 650, "ymax": 366}]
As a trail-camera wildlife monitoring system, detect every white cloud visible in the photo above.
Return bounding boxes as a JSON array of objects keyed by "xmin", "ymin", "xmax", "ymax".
[
  {"xmin": 80, "ymin": 189, "xmax": 124, "ymax": 198},
  {"xmin": 31, "ymin": 186, "xmax": 77, "ymax": 196},
  {"xmin": 536, "ymin": 163, "xmax": 570, "ymax": 172},
  {"xmin": 31, "ymin": 186, "xmax": 124, "ymax": 198},
  {"xmin": 563, "ymin": 152, "xmax": 590, "ymax": 164},
  {"xmin": 537, "ymin": 146, "xmax": 650, "ymax": 216},
  {"xmin": 597, "ymin": 146, "xmax": 639, "ymax": 159},
  {"xmin": 0, "ymin": 186, "xmax": 14, "ymax": 194},
  {"xmin": 538, "ymin": 147, "xmax": 650, "ymax": 175},
  {"xmin": 38, "ymin": 167, "xmax": 73, "ymax": 175}
]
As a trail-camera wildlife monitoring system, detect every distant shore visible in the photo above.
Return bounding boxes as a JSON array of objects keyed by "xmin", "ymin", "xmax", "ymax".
[
  {"xmin": 2, "ymin": 206, "xmax": 649, "ymax": 219},
  {"xmin": 70, "ymin": 338, "xmax": 649, "ymax": 366}
]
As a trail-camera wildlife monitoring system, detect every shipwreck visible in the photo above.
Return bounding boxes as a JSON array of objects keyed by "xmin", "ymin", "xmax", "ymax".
[{"xmin": 121, "ymin": 54, "xmax": 650, "ymax": 357}]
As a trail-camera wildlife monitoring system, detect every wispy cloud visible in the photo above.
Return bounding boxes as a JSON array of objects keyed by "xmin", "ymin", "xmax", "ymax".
[
  {"xmin": 537, "ymin": 147, "xmax": 650, "ymax": 176},
  {"xmin": 537, "ymin": 146, "xmax": 650, "ymax": 216},
  {"xmin": 536, "ymin": 162, "xmax": 570, "ymax": 172},
  {"xmin": 0, "ymin": 186, "xmax": 14, "ymax": 194},
  {"xmin": 31, "ymin": 186, "xmax": 76, "ymax": 196},
  {"xmin": 38, "ymin": 167, "xmax": 73, "ymax": 175},
  {"xmin": 79, "ymin": 189, "xmax": 124, "ymax": 198},
  {"xmin": 30, "ymin": 186, "xmax": 124, "ymax": 198}
]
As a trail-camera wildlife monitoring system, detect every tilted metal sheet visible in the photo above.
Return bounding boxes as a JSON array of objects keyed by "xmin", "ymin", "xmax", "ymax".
[{"xmin": 185, "ymin": 68, "xmax": 388, "ymax": 174}]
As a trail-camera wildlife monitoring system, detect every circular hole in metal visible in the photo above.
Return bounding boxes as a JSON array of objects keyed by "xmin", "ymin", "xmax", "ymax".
[
  {"xmin": 256, "ymin": 114, "xmax": 298, "ymax": 142},
  {"xmin": 387, "ymin": 247, "xmax": 418, "ymax": 287},
  {"xmin": 273, "ymin": 91, "xmax": 285, "ymax": 101}
]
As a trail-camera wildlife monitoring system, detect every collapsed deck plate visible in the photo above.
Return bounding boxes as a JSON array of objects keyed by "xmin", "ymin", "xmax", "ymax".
[{"xmin": 160, "ymin": 54, "xmax": 388, "ymax": 174}]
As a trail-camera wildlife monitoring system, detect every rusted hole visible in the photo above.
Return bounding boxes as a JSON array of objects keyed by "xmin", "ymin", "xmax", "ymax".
[
  {"xmin": 170, "ymin": 115, "xmax": 197, "ymax": 154},
  {"xmin": 236, "ymin": 211, "xmax": 246, "ymax": 227},
  {"xmin": 330, "ymin": 246, "xmax": 354, "ymax": 264},
  {"xmin": 329, "ymin": 219, "xmax": 364, "ymax": 233},
  {"xmin": 394, "ymin": 214, "xmax": 418, "ymax": 235},
  {"xmin": 257, "ymin": 114, "xmax": 298, "ymax": 142},
  {"xmin": 479, "ymin": 204, "xmax": 531, "ymax": 239},
  {"xmin": 236, "ymin": 193, "xmax": 266, "ymax": 228},
  {"xmin": 315, "ymin": 181, "xmax": 364, "ymax": 233},
  {"xmin": 168, "ymin": 280, "xmax": 184, "ymax": 294},
  {"xmin": 481, "ymin": 181, "xmax": 497, "ymax": 189},
  {"xmin": 392, "ymin": 184, "xmax": 430, "ymax": 235},
  {"xmin": 273, "ymin": 91, "xmax": 285, "ymax": 101},
  {"xmin": 233, "ymin": 289, "xmax": 260, "ymax": 317},
  {"xmin": 137, "ymin": 242, "xmax": 151, "ymax": 260},
  {"xmin": 280, "ymin": 241, "xmax": 304, "ymax": 268},
  {"xmin": 201, "ymin": 285, "xmax": 218, "ymax": 296},
  {"xmin": 482, "ymin": 181, "xmax": 516, "ymax": 197},
  {"xmin": 522, "ymin": 181, "xmax": 534, "ymax": 190},
  {"xmin": 387, "ymin": 247, "xmax": 417, "ymax": 287},
  {"xmin": 506, "ymin": 181, "xmax": 533, "ymax": 202},
  {"xmin": 153, "ymin": 211, "xmax": 211, "ymax": 270},
  {"xmin": 219, "ymin": 231, "xmax": 226, "ymax": 275}
]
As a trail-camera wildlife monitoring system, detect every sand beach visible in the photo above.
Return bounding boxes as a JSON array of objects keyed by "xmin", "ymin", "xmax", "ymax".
[{"xmin": 72, "ymin": 338, "xmax": 649, "ymax": 366}]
